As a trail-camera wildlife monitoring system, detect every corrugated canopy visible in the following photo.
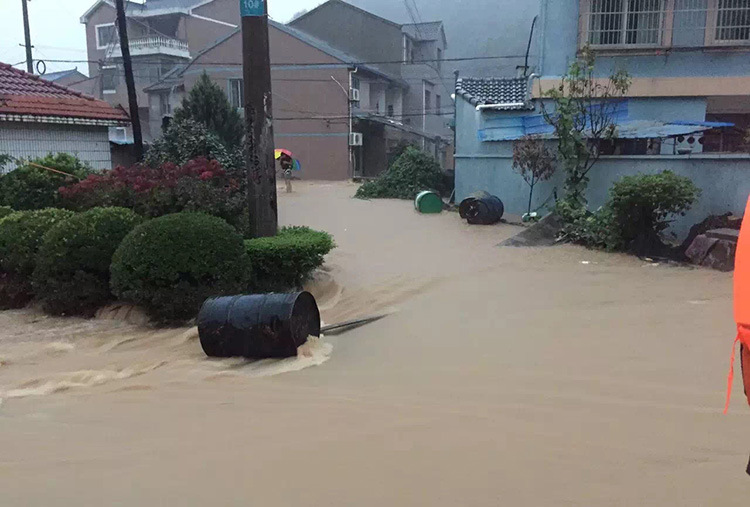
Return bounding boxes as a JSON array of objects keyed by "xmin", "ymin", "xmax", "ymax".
[{"xmin": 479, "ymin": 108, "xmax": 735, "ymax": 143}]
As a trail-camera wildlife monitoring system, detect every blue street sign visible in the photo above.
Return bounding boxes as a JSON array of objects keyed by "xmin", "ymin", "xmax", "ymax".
[{"xmin": 240, "ymin": 0, "xmax": 264, "ymax": 17}]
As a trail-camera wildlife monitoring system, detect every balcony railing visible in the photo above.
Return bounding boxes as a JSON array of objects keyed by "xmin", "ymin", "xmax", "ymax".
[
  {"xmin": 108, "ymin": 36, "xmax": 190, "ymax": 59},
  {"xmin": 580, "ymin": 0, "xmax": 750, "ymax": 49}
]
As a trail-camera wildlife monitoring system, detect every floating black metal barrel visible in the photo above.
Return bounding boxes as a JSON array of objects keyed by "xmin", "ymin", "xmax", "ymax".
[
  {"xmin": 459, "ymin": 192, "xmax": 505, "ymax": 225},
  {"xmin": 197, "ymin": 292, "xmax": 321, "ymax": 359}
]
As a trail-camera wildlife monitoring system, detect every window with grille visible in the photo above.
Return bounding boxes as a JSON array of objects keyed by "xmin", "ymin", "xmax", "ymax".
[
  {"xmin": 715, "ymin": 0, "xmax": 750, "ymax": 40},
  {"xmin": 583, "ymin": 0, "xmax": 750, "ymax": 47},
  {"xmin": 424, "ymin": 89, "xmax": 432, "ymax": 112},
  {"xmin": 229, "ymin": 79, "xmax": 244, "ymax": 110},
  {"xmin": 588, "ymin": 0, "xmax": 664, "ymax": 45}
]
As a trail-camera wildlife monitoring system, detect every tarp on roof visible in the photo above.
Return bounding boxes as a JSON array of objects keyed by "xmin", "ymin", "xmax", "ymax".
[{"xmin": 478, "ymin": 101, "xmax": 733, "ymax": 142}]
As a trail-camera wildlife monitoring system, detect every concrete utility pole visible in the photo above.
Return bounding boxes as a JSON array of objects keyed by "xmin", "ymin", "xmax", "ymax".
[
  {"xmin": 115, "ymin": 0, "xmax": 144, "ymax": 160},
  {"xmin": 241, "ymin": 0, "xmax": 278, "ymax": 238},
  {"xmin": 21, "ymin": 0, "xmax": 33, "ymax": 73}
]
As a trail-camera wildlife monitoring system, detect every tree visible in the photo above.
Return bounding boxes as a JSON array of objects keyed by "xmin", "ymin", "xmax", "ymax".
[
  {"xmin": 541, "ymin": 46, "xmax": 630, "ymax": 211},
  {"xmin": 512, "ymin": 136, "xmax": 556, "ymax": 215},
  {"xmin": 173, "ymin": 72, "xmax": 243, "ymax": 149},
  {"xmin": 291, "ymin": 9, "xmax": 309, "ymax": 21}
]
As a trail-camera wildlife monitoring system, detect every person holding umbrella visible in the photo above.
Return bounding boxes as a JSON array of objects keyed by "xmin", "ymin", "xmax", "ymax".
[{"xmin": 275, "ymin": 149, "xmax": 301, "ymax": 193}]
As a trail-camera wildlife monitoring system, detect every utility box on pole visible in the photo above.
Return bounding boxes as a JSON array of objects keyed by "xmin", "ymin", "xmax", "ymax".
[{"xmin": 241, "ymin": 0, "xmax": 278, "ymax": 238}]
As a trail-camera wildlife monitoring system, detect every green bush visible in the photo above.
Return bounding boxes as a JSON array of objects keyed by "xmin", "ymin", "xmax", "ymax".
[
  {"xmin": 245, "ymin": 226, "xmax": 335, "ymax": 291},
  {"xmin": 0, "ymin": 206, "xmax": 13, "ymax": 219},
  {"xmin": 172, "ymin": 72, "xmax": 244, "ymax": 149},
  {"xmin": 561, "ymin": 171, "xmax": 700, "ymax": 254},
  {"xmin": 355, "ymin": 147, "xmax": 446, "ymax": 200},
  {"xmin": 0, "ymin": 208, "xmax": 74, "ymax": 308},
  {"xmin": 144, "ymin": 119, "xmax": 243, "ymax": 176},
  {"xmin": 33, "ymin": 207, "xmax": 142, "ymax": 316},
  {"xmin": 605, "ymin": 171, "xmax": 700, "ymax": 253},
  {"xmin": 0, "ymin": 153, "xmax": 91, "ymax": 210},
  {"xmin": 111, "ymin": 212, "xmax": 250, "ymax": 322}
]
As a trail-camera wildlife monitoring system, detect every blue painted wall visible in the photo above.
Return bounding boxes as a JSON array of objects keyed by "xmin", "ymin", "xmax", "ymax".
[{"xmin": 539, "ymin": 0, "xmax": 750, "ymax": 79}]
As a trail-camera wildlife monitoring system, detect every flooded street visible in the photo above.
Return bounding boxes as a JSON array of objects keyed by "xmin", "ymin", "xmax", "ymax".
[{"xmin": 1, "ymin": 182, "xmax": 747, "ymax": 505}]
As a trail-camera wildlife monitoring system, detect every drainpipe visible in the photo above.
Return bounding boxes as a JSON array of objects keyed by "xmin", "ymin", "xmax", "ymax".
[
  {"xmin": 538, "ymin": 0, "xmax": 548, "ymax": 77},
  {"xmin": 452, "ymin": 70, "xmax": 459, "ymax": 171},
  {"xmin": 526, "ymin": 73, "xmax": 539, "ymax": 107},
  {"xmin": 349, "ymin": 67, "xmax": 358, "ymax": 178},
  {"xmin": 332, "ymin": 68, "xmax": 357, "ymax": 179}
]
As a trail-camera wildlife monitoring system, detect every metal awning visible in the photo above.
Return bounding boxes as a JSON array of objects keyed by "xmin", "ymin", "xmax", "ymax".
[
  {"xmin": 479, "ymin": 118, "xmax": 735, "ymax": 142},
  {"xmin": 614, "ymin": 120, "xmax": 734, "ymax": 139}
]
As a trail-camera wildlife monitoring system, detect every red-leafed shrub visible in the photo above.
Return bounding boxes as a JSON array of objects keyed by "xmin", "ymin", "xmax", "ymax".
[{"xmin": 59, "ymin": 157, "xmax": 247, "ymax": 232}]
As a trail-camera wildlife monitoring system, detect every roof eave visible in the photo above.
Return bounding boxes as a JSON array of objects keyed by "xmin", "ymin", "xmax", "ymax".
[
  {"xmin": 0, "ymin": 113, "xmax": 129, "ymax": 127},
  {"xmin": 81, "ymin": 0, "xmax": 111, "ymax": 23}
]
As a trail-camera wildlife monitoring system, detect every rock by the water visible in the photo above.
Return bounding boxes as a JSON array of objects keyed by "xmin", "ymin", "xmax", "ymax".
[
  {"xmin": 685, "ymin": 228, "xmax": 739, "ymax": 272},
  {"xmin": 500, "ymin": 213, "xmax": 564, "ymax": 247}
]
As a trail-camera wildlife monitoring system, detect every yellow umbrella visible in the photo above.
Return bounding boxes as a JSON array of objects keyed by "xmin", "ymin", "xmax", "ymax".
[{"xmin": 274, "ymin": 149, "xmax": 293, "ymax": 160}]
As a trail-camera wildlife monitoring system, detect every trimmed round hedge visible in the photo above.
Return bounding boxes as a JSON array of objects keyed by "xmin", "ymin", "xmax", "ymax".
[
  {"xmin": 244, "ymin": 226, "xmax": 335, "ymax": 291},
  {"xmin": 0, "ymin": 208, "xmax": 74, "ymax": 309},
  {"xmin": 111, "ymin": 212, "xmax": 250, "ymax": 322},
  {"xmin": 33, "ymin": 207, "xmax": 142, "ymax": 316}
]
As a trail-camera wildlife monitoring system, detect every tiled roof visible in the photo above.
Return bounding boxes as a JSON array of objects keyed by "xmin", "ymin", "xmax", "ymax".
[
  {"xmin": 0, "ymin": 63, "xmax": 129, "ymax": 123},
  {"xmin": 402, "ymin": 22, "xmax": 444, "ymax": 42},
  {"xmin": 455, "ymin": 77, "xmax": 533, "ymax": 110}
]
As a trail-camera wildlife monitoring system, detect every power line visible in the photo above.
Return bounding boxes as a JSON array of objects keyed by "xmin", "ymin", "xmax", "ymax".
[
  {"xmin": 35, "ymin": 52, "xmax": 530, "ymax": 69},
  {"xmin": 276, "ymin": 110, "xmax": 456, "ymax": 121}
]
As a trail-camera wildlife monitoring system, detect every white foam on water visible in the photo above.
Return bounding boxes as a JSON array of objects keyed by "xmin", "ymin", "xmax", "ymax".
[
  {"xmin": 213, "ymin": 336, "xmax": 333, "ymax": 379},
  {"xmin": 45, "ymin": 341, "xmax": 75, "ymax": 353},
  {"xmin": 2, "ymin": 362, "xmax": 166, "ymax": 399}
]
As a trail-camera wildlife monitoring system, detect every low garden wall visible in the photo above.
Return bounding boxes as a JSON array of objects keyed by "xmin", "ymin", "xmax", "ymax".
[{"xmin": 456, "ymin": 153, "xmax": 750, "ymax": 240}]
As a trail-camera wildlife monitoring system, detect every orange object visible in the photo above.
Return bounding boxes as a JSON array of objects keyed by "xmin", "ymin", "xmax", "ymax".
[{"xmin": 725, "ymin": 196, "xmax": 750, "ymax": 413}]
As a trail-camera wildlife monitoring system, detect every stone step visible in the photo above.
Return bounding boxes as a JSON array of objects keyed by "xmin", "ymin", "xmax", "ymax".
[{"xmin": 705, "ymin": 228, "xmax": 740, "ymax": 243}]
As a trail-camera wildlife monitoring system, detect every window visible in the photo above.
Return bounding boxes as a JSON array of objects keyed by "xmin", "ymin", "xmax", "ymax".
[
  {"xmin": 96, "ymin": 23, "xmax": 117, "ymax": 49},
  {"xmin": 424, "ymin": 89, "xmax": 431, "ymax": 112},
  {"xmin": 101, "ymin": 66, "xmax": 118, "ymax": 94},
  {"xmin": 229, "ymin": 79, "xmax": 244, "ymax": 110},
  {"xmin": 437, "ymin": 48, "xmax": 443, "ymax": 70},
  {"xmin": 387, "ymin": 105, "xmax": 394, "ymax": 117},
  {"xmin": 715, "ymin": 0, "xmax": 750, "ymax": 40},
  {"xmin": 352, "ymin": 77, "xmax": 360, "ymax": 90},
  {"xmin": 159, "ymin": 93, "xmax": 172, "ymax": 116},
  {"xmin": 403, "ymin": 35, "xmax": 414, "ymax": 63},
  {"xmin": 436, "ymin": 94, "xmax": 442, "ymax": 113},
  {"xmin": 587, "ymin": 0, "xmax": 664, "ymax": 46}
]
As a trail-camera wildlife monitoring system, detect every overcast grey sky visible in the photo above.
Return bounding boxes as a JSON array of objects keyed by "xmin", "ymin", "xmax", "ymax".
[{"xmin": 0, "ymin": 0, "xmax": 326, "ymax": 74}]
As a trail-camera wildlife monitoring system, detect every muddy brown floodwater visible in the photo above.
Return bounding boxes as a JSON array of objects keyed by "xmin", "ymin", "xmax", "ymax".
[{"xmin": 1, "ymin": 181, "xmax": 748, "ymax": 506}]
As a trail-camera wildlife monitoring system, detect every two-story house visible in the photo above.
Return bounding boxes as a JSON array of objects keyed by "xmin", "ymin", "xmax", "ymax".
[
  {"xmin": 80, "ymin": 0, "xmax": 238, "ymax": 142},
  {"xmin": 80, "ymin": 0, "xmax": 451, "ymax": 178},
  {"xmin": 289, "ymin": 0, "xmax": 453, "ymax": 173},
  {"xmin": 144, "ymin": 20, "xmax": 407, "ymax": 180},
  {"xmin": 454, "ymin": 0, "xmax": 750, "ymax": 239}
]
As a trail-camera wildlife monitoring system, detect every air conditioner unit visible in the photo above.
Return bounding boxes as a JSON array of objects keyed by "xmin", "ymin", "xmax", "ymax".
[
  {"xmin": 350, "ymin": 88, "xmax": 360, "ymax": 102},
  {"xmin": 349, "ymin": 132, "xmax": 363, "ymax": 146}
]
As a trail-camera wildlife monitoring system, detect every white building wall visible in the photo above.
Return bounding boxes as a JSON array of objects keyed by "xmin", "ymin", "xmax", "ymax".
[{"xmin": 0, "ymin": 122, "xmax": 113, "ymax": 171}]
